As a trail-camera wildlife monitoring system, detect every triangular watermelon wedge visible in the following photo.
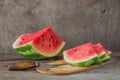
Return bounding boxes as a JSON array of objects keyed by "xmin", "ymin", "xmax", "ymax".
[{"xmin": 13, "ymin": 27, "xmax": 65, "ymax": 59}]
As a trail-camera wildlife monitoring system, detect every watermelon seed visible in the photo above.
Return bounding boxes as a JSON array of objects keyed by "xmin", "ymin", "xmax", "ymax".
[
  {"xmin": 74, "ymin": 49, "xmax": 77, "ymax": 51},
  {"xmin": 49, "ymin": 44, "xmax": 51, "ymax": 47},
  {"xmin": 21, "ymin": 38, "xmax": 24, "ymax": 40},
  {"xmin": 56, "ymin": 40, "xmax": 58, "ymax": 44},
  {"xmin": 42, "ymin": 38, "xmax": 44, "ymax": 42},
  {"xmin": 41, "ymin": 35, "xmax": 44, "ymax": 37},
  {"xmin": 50, "ymin": 35, "xmax": 53, "ymax": 39}
]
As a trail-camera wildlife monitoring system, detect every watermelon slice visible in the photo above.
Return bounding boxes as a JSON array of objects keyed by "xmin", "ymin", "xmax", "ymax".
[
  {"xmin": 63, "ymin": 43, "xmax": 98, "ymax": 67},
  {"xmin": 13, "ymin": 27, "xmax": 65, "ymax": 59},
  {"xmin": 63, "ymin": 43, "xmax": 112, "ymax": 67}
]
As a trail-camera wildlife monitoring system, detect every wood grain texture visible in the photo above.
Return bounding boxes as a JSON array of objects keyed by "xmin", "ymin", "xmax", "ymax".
[
  {"xmin": 0, "ymin": 0, "xmax": 120, "ymax": 55},
  {"xmin": 37, "ymin": 61, "xmax": 105, "ymax": 74}
]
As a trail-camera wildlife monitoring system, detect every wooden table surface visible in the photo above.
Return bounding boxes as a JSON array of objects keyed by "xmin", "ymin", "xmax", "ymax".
[{"xmin": 0, "ymin": 52, "xmax": 120, "ymax": 80}]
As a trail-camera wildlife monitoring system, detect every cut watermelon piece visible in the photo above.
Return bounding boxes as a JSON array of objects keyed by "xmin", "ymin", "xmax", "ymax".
[
  {"xmin": 13, "ymin": 27, "xmax": 65, "ymax": 59},
  {"xmin": 94, "ymin": 43, "xmax": 112, "ymax": 63},
  {"xmin": 63, "ymin": 43, "xmax": 112, "ymax": 67},
  {"xmin": 63, "ymin": 43, "xmax": 98, "ymax": 67}
]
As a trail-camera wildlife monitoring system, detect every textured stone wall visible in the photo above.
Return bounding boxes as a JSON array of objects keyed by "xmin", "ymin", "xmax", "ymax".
[{"xmin": 0, "ymin": 0, "xmax": 120, "ymax": 53}]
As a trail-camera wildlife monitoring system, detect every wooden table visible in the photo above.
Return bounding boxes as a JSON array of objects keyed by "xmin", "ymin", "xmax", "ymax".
[{"xmin": 0, "ymin": 52, "xmax": 120, "ymax": 80}]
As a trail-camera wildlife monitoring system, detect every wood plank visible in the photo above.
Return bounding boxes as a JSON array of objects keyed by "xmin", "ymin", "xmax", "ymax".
[
  {"xmin": 47, "ymin": 59, "xmax": 67, "ymax": 65},
  {"xmin": 37, "ymin": 62, "xmax": 105, "ymax": 75}
]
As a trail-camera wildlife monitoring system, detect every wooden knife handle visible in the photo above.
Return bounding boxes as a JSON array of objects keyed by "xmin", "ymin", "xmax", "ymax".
[{"xmin": 8, "ymin": 61, "xmax": 37, "ymax": 71}]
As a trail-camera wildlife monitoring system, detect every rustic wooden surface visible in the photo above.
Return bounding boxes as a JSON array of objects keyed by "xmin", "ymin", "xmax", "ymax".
[
  {"xmin": 0, "ymin": 52, "xmax": 119, "ymax": 80},
  {"xmin": 0, "ymin": 0, "xmax": 120, "ymax": 55},
  {"xmin": 37, "ymin": 62, "xmax": 105, "ymax": 75}
]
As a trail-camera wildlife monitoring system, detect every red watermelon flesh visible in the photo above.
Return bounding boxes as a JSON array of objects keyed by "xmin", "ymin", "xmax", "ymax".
[
  {"xmin": 17, "ymin": 34, "xmax": 32, "ymax": 46},
  {"xmin": 32, "ymin": 27, "xmax": 64, "ymax": 54},
  {"xmin": 13, "ymin": 27, "xmax": 65, "ymax": 59},
  {"xmin": 63, "ymin": 43, "xmax": 112, "ymax": 66},
  {"xmin": 94, "ymin": 43, "xmax": 106, "ymax": 56},
  {"xmin": 17, "ymin": 28, "xmax": 45, "ymax": 46},
  {"xmin": 94, "ymin": 43, "xmax": 112, "ymax": 56},
  {"xmin": 66, "ymin": 46, "xmax": 97, "ymax": 61},
  {"xmin": 65, "ymin": 43, "xmax": 94, "ymax": 60}
]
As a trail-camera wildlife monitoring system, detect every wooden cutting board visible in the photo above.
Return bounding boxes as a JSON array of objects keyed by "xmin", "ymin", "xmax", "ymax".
[{"xmin": 36, "ymin": 60, "xmax": 105, "ymax": 75}]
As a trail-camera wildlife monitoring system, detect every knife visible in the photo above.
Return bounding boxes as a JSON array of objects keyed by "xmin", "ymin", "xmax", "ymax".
[
  {"xmin": 8, "ymin": 60, "xmax": 105, "ymax": 75},
  {"xmin": 8, "ymin": 60, "xmax": 66, "ymax": 71}
]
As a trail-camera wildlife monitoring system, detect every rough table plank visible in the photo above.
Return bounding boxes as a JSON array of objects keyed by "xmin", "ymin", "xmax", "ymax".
[{"xmin": 0, "ymin": 52, "xmax": 120, "ymax": 80}]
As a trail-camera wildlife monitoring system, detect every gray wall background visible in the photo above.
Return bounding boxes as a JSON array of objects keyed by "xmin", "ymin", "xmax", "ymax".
[{"xmin": 0, "ymin": 0, "xmax": 120, "ymax": 53}]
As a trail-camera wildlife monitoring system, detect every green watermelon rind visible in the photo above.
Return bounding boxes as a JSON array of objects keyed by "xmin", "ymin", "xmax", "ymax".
[
  {"xmin": 100, "ymin": 51, "xmax": 112, "ymax": 62},
  {"xmin": 108, "ymin": 51, "xmax": 112, "ymax": 55},
  {"xmin": 13, "ymin": 37, "xmax": 65, "ymax": 59},
  {"xmin": 99, "ymin": 52, "xmax": 106, "ymax": 59},
  {"xmin": 94, "ymin": 52, "xmax": 106, "ymax": 63},
  {"xmin": 63, "ymin": 51, "xmax": 98, "ymax": 67},
  {"xmin": 98, "ymin": 51, "xmax": 112, "ymax": 62},
  {"xmin": 14, "ymin": 43, "xmax": 46, "ymax": 59},
  {"xmin": 101, "ymin": 56, "xmax": 111, "ymax": 62}
]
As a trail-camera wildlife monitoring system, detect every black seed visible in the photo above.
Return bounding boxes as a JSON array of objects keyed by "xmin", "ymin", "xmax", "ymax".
[
  {"xmin": 42, "ymin": 38, "xmax": 44, "ymax": 42},
  {"xmin": 49, "ymin": 44, "xmax": 51, "ymax": 47},
  {"xmin": 50, "ymin": 35, "xmax": 53, "ymax": 39},
  {"xmin": 56, "ymin": 40, "xmax": 58, "ymax": 44},
  {"xmin": 22, "ymin": 38, "xmax": 24, "ymax": 40},
  {"xmin": 41, "ymin": 35, "xmax": 44, "ymax": 37},
  {"xmin": 74, "ymin": 49, "xmax": 77, "ymax": 51}
]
